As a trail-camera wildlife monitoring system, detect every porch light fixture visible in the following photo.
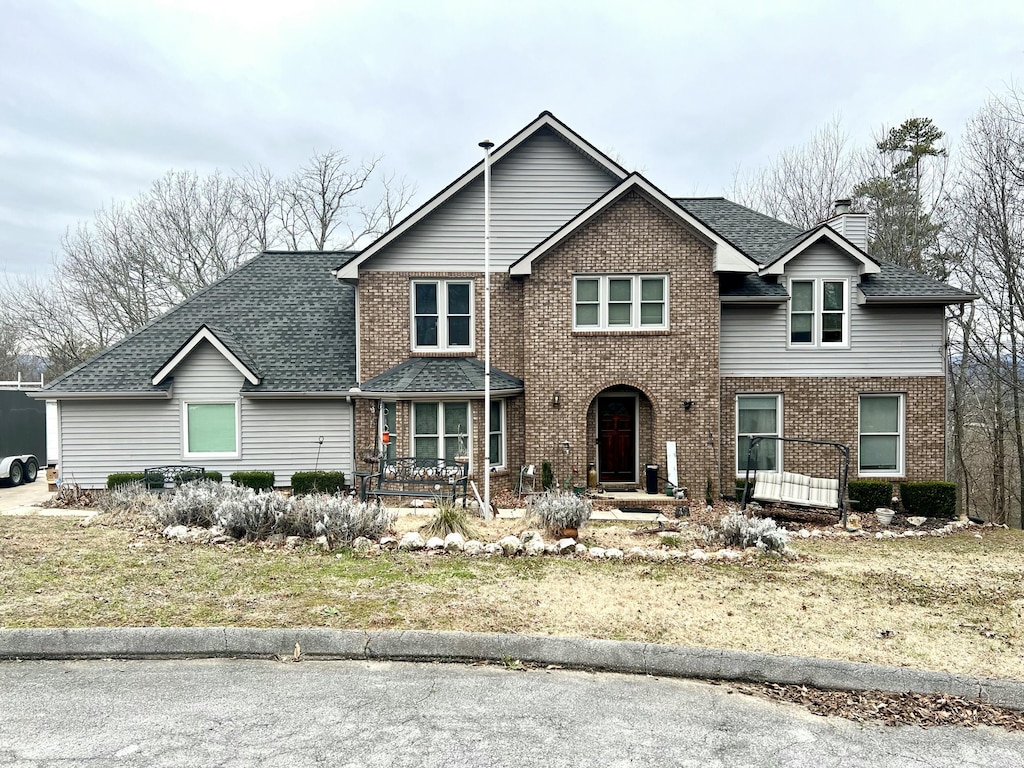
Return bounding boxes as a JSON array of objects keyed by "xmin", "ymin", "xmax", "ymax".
[
  {"xmin": 552, "ymin": 391, "xmax": 561, "ymax": 407},
  {"xmin": 683, "ymin": 400, "xmax": 694, "ymax": 411}
]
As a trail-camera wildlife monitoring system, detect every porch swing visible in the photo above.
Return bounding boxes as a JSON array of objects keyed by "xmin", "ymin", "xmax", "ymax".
[{"xmin": 739, "ymin": 436, "xmax": 851, "ymax": 523}]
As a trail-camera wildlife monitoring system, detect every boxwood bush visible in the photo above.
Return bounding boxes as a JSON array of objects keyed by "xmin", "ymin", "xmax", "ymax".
[
  {"xmin": 847, "ymin": 480, "xmax": 893, "ymax": 512},
  {"xmin": 106, "ymin": 472, "xmax": 145, "ymax": 489},
  {"xmin": 900, "ymin": 481, "xmax": 957, "ymax": 519},
  {"xmin": 204, "ymin": 470, "xmax": 223, "ymax": 483},
  {"xmin": 230, "ymin": 470, "xmax": 275, "ymax": 491},
  {"xmin": 291, "ymin": 471, "xmax": 346, "ymax": 495}
]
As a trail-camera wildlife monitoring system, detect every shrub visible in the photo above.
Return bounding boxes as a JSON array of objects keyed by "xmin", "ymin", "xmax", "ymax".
[
  {"xmin": 291, "ymin": 471, "xmax": 346, "ymax": 495},
  {"xmin": 97, "ymin": 481, "xmax": 155, "ymax": 518},
  {"xmin": 847, "ymin": 480, "xmax": 893, "ymax": 512},
  {"xmin": 288, "ymin": 494, "xmax": 396, "ymax": 547},
  {"xmin": 153, "ymin": 479, "xmax": 228, "ymax": 528},
  {"xmin": 900, "ymin": 481, "xmax": 957, "ymax": 519},
  {"xmin": 230, "ymin": 470, "xmax": 275, "ymax": 491},
  {"xmin": 213, "ymin": 487, "xmax": 290, "ymax": 540},
  {"xmin": 107, "ymin": 472, "xmax": 145, "ymax": 489},
  {"xmin": 541, "ymin": 460, "xmax": 554, "ymax": 491},
  {"xmin": 204, "ymin": 470, "xmax": 223, "ymax": 483},
  {"xmin": 422, "ymin": 501, "xmax": 477, "ymax": 540},
  {"xmin": 702, "ymin": 511, "xmax": 789, "ymax": 554},
  {"xmin": 528, "ymin": 489, "xmax": 592, "ymax": 533}
]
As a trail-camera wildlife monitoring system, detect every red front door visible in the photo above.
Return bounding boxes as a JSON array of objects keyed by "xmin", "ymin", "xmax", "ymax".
[{"xmin": 598, "ymin": 396, "xmax": 636, "ymax": 483}]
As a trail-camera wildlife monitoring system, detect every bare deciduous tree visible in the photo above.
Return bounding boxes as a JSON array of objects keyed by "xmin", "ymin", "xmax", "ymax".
[{"xmin": 731, "ymin": 116, "xmax": 857, "ymax": 230}]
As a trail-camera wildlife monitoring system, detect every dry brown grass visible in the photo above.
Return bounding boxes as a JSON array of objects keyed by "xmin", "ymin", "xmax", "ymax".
[{"xmin": 1, "ymin": 513, "xmax": 1021, "ymax": 681}]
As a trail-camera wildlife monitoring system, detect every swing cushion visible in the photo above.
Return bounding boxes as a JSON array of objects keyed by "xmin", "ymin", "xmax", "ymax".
[{"xmin": 752, "ymin": 471, "xmax": 783, "ymax": 503}]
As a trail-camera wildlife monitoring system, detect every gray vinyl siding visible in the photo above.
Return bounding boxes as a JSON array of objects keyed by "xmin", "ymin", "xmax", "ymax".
[
  {"xmin": 371, "ymin": 128, "xmax": 617, "ymax": 271},
  {"xmin": 720, "ymin": 243, "xmax": 946, "ymax": 377},
  {"xmin": 57, "ymin": 341, "xmax": 353, "ymax": 487}
]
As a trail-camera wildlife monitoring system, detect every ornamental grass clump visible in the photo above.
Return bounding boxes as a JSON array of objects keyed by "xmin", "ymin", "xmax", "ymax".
[
  {"xmin": 702, "ymin": 511, "xmax": 789, "ymax": 554},
  {"xmin": 423, "ymin": 501, "xmax": 477, "ymax": 540},
  {"xmin": 153, "ymin": 479, "xmax": 229, "ymax": 528},
  {"xmin": 289, "ymin": 494, "xmax": 396, "ymax": 548},
  {"xmin": 528, "ymin": 489, "xmax": 592, "ymax": 534}
]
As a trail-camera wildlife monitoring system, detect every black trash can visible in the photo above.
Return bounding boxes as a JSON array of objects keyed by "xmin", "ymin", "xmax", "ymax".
[{"xmin": 645, "ymin": 464, "xmax": 659, "ymax": 494}]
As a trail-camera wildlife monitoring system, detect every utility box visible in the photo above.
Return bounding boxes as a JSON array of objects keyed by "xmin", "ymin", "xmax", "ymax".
[{"xmin": 645, "ymin": 464, "xmax": 659, "ymax": 494}]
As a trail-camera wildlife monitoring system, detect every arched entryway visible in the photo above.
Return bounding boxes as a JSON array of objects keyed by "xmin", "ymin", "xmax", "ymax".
[{"xmin": 587, "ymin": 386, "xmax": 654, "ymax": 486}]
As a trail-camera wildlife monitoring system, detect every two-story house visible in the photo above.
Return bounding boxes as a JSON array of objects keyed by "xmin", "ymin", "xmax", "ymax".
[{"xmin": 39, "ymin": 112, "xmax": 975, "ymax": 497}]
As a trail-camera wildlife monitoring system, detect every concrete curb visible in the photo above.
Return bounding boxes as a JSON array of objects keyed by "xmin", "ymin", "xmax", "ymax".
[{"xmin": 2, "ymin": 627, "xmax": 1022, "ymax": 711}]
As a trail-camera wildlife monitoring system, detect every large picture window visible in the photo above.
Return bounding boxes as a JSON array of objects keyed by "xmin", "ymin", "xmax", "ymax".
[
  {"xmin": 789, "ymin": 279, "xmax": 848, "ymax": 347},
  {"xmin": 573, "ymin": 275, "xmax": 668, "ymax": 331},
  {"xmin": 412, "ymin": 280, "xmax": 473, "ymax": 351},
  {"xmin": 859, "ymin": 394, "xmax": 903, "ymax": 476},
  {"xmin": 736, "ymin": 395, "xmax": 781, "ymax": 474},
  {"xmin": 183, "ymin": 401, "xmax": 238, "ymax": 458},
  {"xmin": 413, "ymin": 402, "xmax": 468, "ymax": 462}
]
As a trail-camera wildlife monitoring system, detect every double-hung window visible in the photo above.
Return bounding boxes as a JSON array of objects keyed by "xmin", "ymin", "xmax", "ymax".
[
  {"xmin": 412, "ymin": 280, "xmax": 473, "ymax": 351},
  {"xmin": 574, "ymin": 275, "xmax": 668, "ymax": 331},
  {"xmin": 489, "ymin": 400, "xmax": 505, "ymax": 470},
  {"xmin": 859, "ymin": 394, "xmax": 903, "ymax": 476},
  {"xmin": 183, "ymin": 401, "xmax": 239, "ymax": 459},
  {"xmin": 413, "ymin": 402, "xmax": 468, "ymax": 463},
  {"xmin": 789, "ymin": 279, "xmax": 848, "ymax": 347},
  {"xmin": 736, "ymin": 395, "xmax": 781, "ymax": 474}
]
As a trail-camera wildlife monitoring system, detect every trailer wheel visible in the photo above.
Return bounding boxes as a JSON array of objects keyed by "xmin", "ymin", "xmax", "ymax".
[
  {"xmin": 24, "ymin": 457, "xmax": 38, "ymax": 483},
  {"xmin": 8, "ymin": 460, "xmax": 23, "ymax": 486}
]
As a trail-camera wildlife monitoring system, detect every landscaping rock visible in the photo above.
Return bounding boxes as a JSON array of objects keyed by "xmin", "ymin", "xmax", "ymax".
[
  {"xmin": 484, "ymin": 542, "xmax": 503, "ymax": 556},
  {"xmin": 519, "ymin": 529, "xmax": 543, "ymax": 544},
  {"xmin": 398, "ymin": 532, "xmax": 425, "ymax": 551},
  {"xmin": 605, "ymin": 548, "xmax": 624, "ymax": 559},
  {"xmin": 498, "ymin": 535, "xmax": 523, "ymax": 555},
  {"xmin": 626, "ymin": 547, "xmax": 646, "ymax": 560},
  {"xmin": 574, "ymin": 543, "xmax": 588, "ymax": 555},
  {"xmin": 351, "ymin": 536, "xmax": 375, "ymax": 552},
  {"xmin": 162, "ymin": 524, "xmax": 189, "ymax": 541},
  {"xmin": 462, "ymin": 539, "xmax": 484, "ymax": 556},
  {"xmin": 266, "ymin": 533, "xmax": 287, "ymax": 547},
  {"xmin": 425, "ymin": 536, "xmax": 446, "ymax": 551},
  {"xmin": 314, "ymin": 535, "xmax": 330, "ymax": 551},
  {"xmin": 907, "ymin": 516, "xmax": 927, "ymax": 527},
  {"xmin": 716, "ymin": 548, "xmax": 743, "ymax": 561},
  {"xmin": 525, "ymin": 536, "xmax": 546, "ymax": 556},
  {"xmin": 443, "ymin": 533, "xmax": 465, "ymax": 553},
  {"xmin": 688, "ymin": 548, "xmax": 708, "ymax": 561},
  {"xmin": 588, "ymin": 546, "xmax": 606, "ymax": 559},
  {"xmin": 557, "ymin": 538, "xmax": 576, "ymax": 554},
  {"xmin": 285, "ymin": 536, "xmax": 302, "ymax": 549}
]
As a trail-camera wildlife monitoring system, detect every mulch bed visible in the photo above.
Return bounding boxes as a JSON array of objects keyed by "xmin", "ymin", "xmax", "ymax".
[{"xmin": 728, "ymin": 682, "xmax": 1024, "ymax": 731}]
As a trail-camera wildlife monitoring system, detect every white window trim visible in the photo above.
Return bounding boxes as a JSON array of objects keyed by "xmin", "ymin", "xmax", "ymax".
[
  {"xmin": 573, "ymin": 274, "xmax": 669, "ymax": 331},
  {"xmin": 858, "ymin": 393, "xmax": 905, "ymax": 478},
  {"xmin": 410, "ymin": 279, "xmax": 475, "ymax": 353},
  {"xmin": 735, "ymin": 394, "xmax": 783, "ymax": 476},
  {"xmin": 411, "ymin": 401, "xmax": 472, "ymax": 472},
  {"xmin": 787, "ymin": 278, "xmax": 850, "ymax": 349},
  {"xmin": 489, "ymin": 399, "xmax": 506, "ymax": 471},
  {"xmin": 182, "ymin": 400, "xmax": 240, "ymax": 460}
]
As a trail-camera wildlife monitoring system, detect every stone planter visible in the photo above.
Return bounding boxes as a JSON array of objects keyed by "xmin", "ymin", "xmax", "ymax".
[{"xmin": 875, "ymin": 508, "xmax": 896, "ymax": 526}]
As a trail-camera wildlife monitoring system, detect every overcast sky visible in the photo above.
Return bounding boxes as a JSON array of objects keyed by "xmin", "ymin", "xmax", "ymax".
[{"xmin": 2, "ymin": 0, "xmax": 1022, "ymax": 279}]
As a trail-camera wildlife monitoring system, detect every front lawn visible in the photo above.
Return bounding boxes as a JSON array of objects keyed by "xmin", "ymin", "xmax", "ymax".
[{"xmin": 1, "ymin": 515, "xmax": 1021, "ymax": 680}]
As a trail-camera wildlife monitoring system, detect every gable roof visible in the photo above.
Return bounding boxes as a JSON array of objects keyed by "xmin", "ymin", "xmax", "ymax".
[
  {"xmin": 152, "ymin": 324, "xmax": 261, "ymax": 387},
  {"xmin": 44, "ymin": 251, "xmax": 359, "ymax": 397},
  {"xmin": 360, "ymin": 357, "xmax": 524, "ymax": 397},
  {"xmin": 335, "ymin": 111, "xmax": 628, "ymax": 281},
  {"xmin": 509, "ymin": 175, "xmax": 757, "ymax": 276},
  {"xmin": 758, "ymin": 225, "xmax": 881, "ymax": 276}
]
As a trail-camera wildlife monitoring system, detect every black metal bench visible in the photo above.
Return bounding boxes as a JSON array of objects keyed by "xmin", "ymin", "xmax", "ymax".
[
  {"xmin": 363, "ymin": 457, "xmax": 468, "ymax": 506},
  {"xmin": 143, "ymin": 465, "xmax": 206, "ymax": 491}
]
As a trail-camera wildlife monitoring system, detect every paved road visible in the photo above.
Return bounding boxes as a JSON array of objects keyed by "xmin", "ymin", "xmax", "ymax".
[{"xmin": 2, "ymin": 659, "xmax": 1022, "ymax": 767}]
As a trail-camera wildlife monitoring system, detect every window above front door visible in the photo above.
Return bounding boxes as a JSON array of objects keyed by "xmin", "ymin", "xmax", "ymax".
[{"xmin": 411, "ymin": 280, "xmax": 474, "ymax": 352}]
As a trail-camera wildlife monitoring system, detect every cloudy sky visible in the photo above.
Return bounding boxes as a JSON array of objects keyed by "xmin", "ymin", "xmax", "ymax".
[{"xmin": 1, "ymin": 0, "xmax": 1022, "ymax": 279}]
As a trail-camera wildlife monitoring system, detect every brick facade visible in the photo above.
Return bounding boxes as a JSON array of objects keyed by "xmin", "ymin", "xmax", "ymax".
[
  {"xmin": 522, "ymin": 191, "xmax": 720, "ymax": 495},
  {"xmin": 720, "ymin": 375, "xmax": 946, "ymax": 493}
]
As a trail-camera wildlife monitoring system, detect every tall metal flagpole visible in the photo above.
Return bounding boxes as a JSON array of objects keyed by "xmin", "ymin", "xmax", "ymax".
[{"xmin": 479, "ymin": 138, "xmax": 494, "ymax": 521}]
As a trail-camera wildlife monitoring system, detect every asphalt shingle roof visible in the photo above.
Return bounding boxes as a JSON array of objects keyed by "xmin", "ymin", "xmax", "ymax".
[
  {"xmin": 46, "ymin": 251, "xmax": 358, "ymax": 394},
  {"xmin": 361, "ymin": 357, "xmax": 524, "ymax": 395},
  {"xmin": 675, "ymin": 197, "xmax": 975, "ymax": 302}
]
